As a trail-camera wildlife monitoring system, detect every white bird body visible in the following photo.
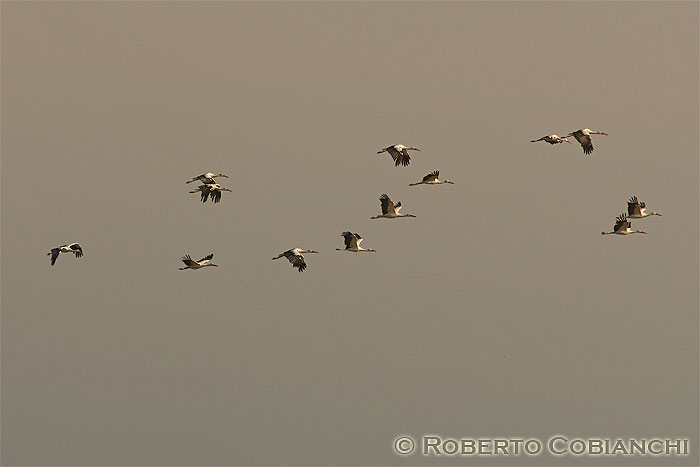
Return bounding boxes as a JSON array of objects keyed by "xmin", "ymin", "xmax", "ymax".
[
  {"xmin": 377, "ymin": 144, "xmax": 421, "ymax": 167},
  {"xmin": 186, "ymin": 172, "xmax": 229, "ymax": 184},
  {"xmin": 530, "ymin": 134, "xmax": 572, "ymax": 145},
  {"xmin": 189, "ymin": 183, "xmax": 232, "ymax": 203},
  {"xmin": 179, "ymin": 253, "xmax": 218, "ymax": 270},
  {"xmin": 627, "ymin": 196, "xmax": 662, "ymax": 219},
  {"xmin": 47, "ymin": 243, "xmax": 83, "ymax": 266},
  {"xmin": 568, "ymin": 128, "xmax": 608, "ymax": 155},
  {"xmin": 272, "ymin": 248, "xmax": 318, "ymax": 273},
  {"xmin": 371, "ymin": 194, "xmax": 416, "ymax": 219},
  {"xmin": 601, "ymin": 213, "xmax": 646, "ymax": 236},
  {"xmin": 409, "ymin": 170, "xmax": 454, "ymax": 186},
  {"xmin": 336, "ymin": 232, "xmax": 376, "ymax": 252}
]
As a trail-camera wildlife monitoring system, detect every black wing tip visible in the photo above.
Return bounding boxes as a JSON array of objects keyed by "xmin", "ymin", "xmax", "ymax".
[{"xmin": 48, "ymin": 249, "xmax": 59, "ymax": 266}]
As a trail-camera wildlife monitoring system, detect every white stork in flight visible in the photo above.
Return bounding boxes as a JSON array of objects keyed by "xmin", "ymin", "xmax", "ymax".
[
  {"xmin": 272, "ymin": 248, "xmax": 319, "ymax": 273},
  {"xmin": 336, "ymin": 232, "xmax": 377, "ymax": 252},
  {"xmin": 179, "ymin": 253, "xmax": 218, "ymax": 270},
  {"xmin": 530, "ymin": 134, "xmax": 572, "ymax": 145},
  {"xmin": 377, "ymin": 144, "xmax": 421, "ymax": 167},
  {"xmin": 409, "ymin": 170, "xmax": 454, "ymax": 186},
  {"xmin": 371, "ymin": 194, "xmax": 416, "ymax": 219},
  {"xmin": 47, "ymin": 243, "xmax": 83, "ymax": 266},
  {"xmin": 627, "ymin": 196, "xmax": 662, "ymax": 219},
  {"xmin": 568, "ymin": 128, "xmax": 608, "ymax": 155},
  {"xmin": 186, "ymin": 172, "xmax": 229, "ymax": 184},
  {"xmin": 601, "ymin": 213, "xmax": 646, "ymax": 236},
  {"xmin": 189, "ymin": 183, "xmax": 232, "ymax": 203}
]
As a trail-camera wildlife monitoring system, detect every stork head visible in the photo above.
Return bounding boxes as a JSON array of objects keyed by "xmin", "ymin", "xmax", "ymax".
[
  {"xmin": 444, "ymin": 180, "xmax": 455, "ymax": 184},
  {"xmin": 651, "ymin": 212, "xmax": 662, "ymax": 216},
  {"xmin": 306, "ymin": 250, "xmax": 319, "ymax": 254},
  {"xmin": 217, "ymin": 174, "xmax": 229, "ymax": 178},
  {"xmin": 408, "ymin": 147, "xmax": 421, "ymax": 151},
  {"xmin": 635, "ymin": 230, "xmax": 647, "ymax": 234},
  {"xmin": 595, "ymin": 131, "xmax": 608, "ymax": 136}
]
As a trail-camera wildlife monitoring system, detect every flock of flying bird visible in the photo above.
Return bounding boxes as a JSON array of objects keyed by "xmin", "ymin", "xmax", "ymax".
[
  {"xmin": 47, "ymin": 129, "xmax": 662, "ymax": 270},
  {"xmin": 269, "ymin": 144, "xmax": 447, "ymax": 272},
  {"xmin": 187, "ymin": 172, "xmax": 233, "ymax": 204},
  {"xmin": 530, "ymin": 129, "xmax": 663, "ymax": 235}
]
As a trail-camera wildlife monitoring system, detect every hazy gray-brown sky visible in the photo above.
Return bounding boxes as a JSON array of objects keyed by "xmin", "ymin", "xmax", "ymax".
[{"xmin": 2, "ymin": 2, "xmax": 698, "ymax": 466}]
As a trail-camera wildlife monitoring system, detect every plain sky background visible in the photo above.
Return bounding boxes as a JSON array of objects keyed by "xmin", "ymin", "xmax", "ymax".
[{"xmin": 2, "ymin": 2, "xmax": 698, "ymax": 466}]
